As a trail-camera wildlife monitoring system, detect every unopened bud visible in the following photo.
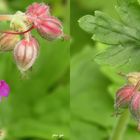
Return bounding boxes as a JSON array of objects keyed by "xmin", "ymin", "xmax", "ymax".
[
  {"xmin": 129, "ymin": 92, "xmax": 140, "ymax": 131},
  {"xmin": 26, "ymin": 3, "xmax": 50, "ymax": 18},
  {"xmin": 37, "ymin": 16, "xmax": 63, "ymax": 41},
  {"xmin": 26, "ymin": 3, "xmax": 50, "ymax": 28},
  {"xmin": 127, "ymin": 72, "xmax": 140, "ymax": 86},
  {"xmin": 14, "ymin": 37, "xmax": 39, "ymax": 72},
  {"xmin": 10, "ymin": 11, "xmax": 31, "ymax": 32},
  {"xmin": 115, "ymin": 85, "xmax": 135, "ymax": 110},
  {"xmin": 0, "ymin": 32, "xmax": 20, "ymax": 51}
]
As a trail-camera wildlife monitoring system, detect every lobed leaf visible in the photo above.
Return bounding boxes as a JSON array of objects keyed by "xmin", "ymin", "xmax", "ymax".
[
  {"xmin": 79, "ymin": 0, "xmax": 140, "ymax": 69},
  {"xmin": 116, "ymin": 0, "xmax": 140, "ymax": 30}
]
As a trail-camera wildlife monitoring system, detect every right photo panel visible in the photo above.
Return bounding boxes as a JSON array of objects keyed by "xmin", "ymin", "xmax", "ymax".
[{"xmin": 71, "ymin": 0, "xmax": 140, "ymax": 140}]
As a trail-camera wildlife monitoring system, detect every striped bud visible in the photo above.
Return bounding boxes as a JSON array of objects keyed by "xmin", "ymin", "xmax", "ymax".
[
  {"xmin": 115, "ymin": 85, "xmax": 135, "ymax": 110},
  {"xmin": 26, "ymin": 3, "xmax": 50, "ymax": 27},
  {"xmin": 0, "ymin": 32, "xmax": 20, "ymax": 51},
  {"xmin": 26, "ymin": 3, "xmax": 50, "ymax": 18},
  {"xmin": 37, "ymin": 16, "xmax": 63, "ymax": 41},
  {"xmin": 14, "ymin": 37, "xmax": 39, "ymax": 72},
  {"xmin": 129, "ymin": 93, "xmax": 140, "ymax": 130}
]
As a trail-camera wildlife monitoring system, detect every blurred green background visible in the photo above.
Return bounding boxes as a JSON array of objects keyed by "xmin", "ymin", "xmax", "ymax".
[
  {"xmin": 71, "ymin": 0, "xmax": 140, "ymax": 140},
  {"xmin": 0, "ymin": 0, "xmax": 69, "ymax": 140}
]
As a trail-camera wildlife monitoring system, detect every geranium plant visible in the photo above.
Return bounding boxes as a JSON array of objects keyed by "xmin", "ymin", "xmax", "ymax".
[
  {"xmin": 0, "ymin": 3, "xmax": 64, "ymax": 73},
  {"xmin": 79, "ymin": 0, "xmax": 140, "ymax": 139}
]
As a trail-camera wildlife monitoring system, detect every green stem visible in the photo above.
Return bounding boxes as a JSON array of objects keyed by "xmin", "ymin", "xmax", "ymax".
[{"xmin": 110, "ymin": 110, "xmax": 130, "ymax": 140}]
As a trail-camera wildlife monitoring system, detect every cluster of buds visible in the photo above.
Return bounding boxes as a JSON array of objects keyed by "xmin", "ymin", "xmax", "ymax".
[
  {"xmin": 0, "ymin": 3, "xmax": 64, "ymax": 73},
  {"xmin": 115, "ymin": 72, "xmax": 140, "ymax": 131}
]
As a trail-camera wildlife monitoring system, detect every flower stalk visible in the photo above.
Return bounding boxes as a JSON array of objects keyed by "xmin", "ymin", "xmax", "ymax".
[
  {"xmin": 110, "ymin": 110, "xmax": 129, "ymax": 140},
  {"xmin": 0, "ymin": 15, "xmax": 12, "ymax": 21}
]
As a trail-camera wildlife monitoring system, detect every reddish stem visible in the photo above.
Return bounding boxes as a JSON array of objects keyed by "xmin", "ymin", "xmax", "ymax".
[{"xmin": 0, "ymin": 25, "xmax": 35, "ymax": 35}]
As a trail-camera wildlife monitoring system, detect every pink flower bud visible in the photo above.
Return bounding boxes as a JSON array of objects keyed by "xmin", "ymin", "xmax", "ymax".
[
  {"xmin": 0, "ymin": 32, "xmax": 20, "ymax": 51},
  {"xmin": 129, "ymin": 93, "xmax": 140, "ymax": 130},
  {"xmin": 26, "ymin": 3, "xmax": 50, "ymax": 25},
  {"xmin": 0, "ymin": 80, "xmax": 10, "ymax": 100},
  {"xmin": 115, "ymin": 85, "xmax": 135, "ymax": 110},
  {"xmin": 36, "ymin": 16, "xmax": 63, "ymax": 40},
  {"xmin": 14, "ymin": 37, "xmax": 39, "ymax": 72}
]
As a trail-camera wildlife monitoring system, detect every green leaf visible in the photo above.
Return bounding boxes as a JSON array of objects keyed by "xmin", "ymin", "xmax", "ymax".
[
  {"xmin": 79, "ymin": 11, "xmax": 140, "ymax": 45},
  {"xmin": 116, "ymin": 0, "xmax": 140, "ymax": 30},
  {"xmin": 78, "ymin": 15, "xmax": 96, "ymax": 34},
  {"xmin": 79, "ymin": 5, "xmax": 140, "ymax": 69},
  {"xmin": 95, "ymin": 43, "xmax": 140, "ymax": 71},
  {"xmin": 95, "ymin": 45, "xmax": 132, "ymax": 66}
]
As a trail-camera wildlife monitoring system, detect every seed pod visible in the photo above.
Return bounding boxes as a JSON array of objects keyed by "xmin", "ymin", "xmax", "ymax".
[
  {"xmin": 115, "ymin": 85, "xmax": 135, "ymax": 110},
  {"xmin": 0, "ymin": 80, "xmax": 10, "ymax": 100},
  {"xmin": 14, "ymin": 37, "xmax": 39, "ymax": 72},
  {"xmin": 0, "ymin": 32, "xmax": 20, "ymax": 51},
  {"xmin": 37, "ymin": 16, "xmax": 63, "ymax": 41},
  {"xmin": 129, "ymin": 92, "xmax": 140, "ymax": 131}
]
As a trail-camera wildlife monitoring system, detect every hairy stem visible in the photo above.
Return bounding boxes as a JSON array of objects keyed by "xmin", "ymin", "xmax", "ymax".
[
  {"xmin": 0, "ymin": 15, "xmax": 12, "ymax": 21},
  {"xmin": 110, "ymin": 110, "xmax": 130, "ymax": 140}
]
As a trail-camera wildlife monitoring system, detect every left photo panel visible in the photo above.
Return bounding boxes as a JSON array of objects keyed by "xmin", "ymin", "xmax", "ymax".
[{"xmin": 0, "ymin": 0, "xmax": 70, "ymax": 140}]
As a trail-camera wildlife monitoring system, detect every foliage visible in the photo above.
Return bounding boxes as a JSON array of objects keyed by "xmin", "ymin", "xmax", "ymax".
[
  {"xmin": 79, "ymin": 0, "xmax": 140, "ymax": 71},
  {"xmin": 74, "ymin": 0, "xmax": 140, "ymax": 139}
]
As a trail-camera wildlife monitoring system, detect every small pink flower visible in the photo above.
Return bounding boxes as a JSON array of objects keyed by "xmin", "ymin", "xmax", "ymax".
[
  {"xmin": 14, "ymin": 36, "xmax": 39, "ymax": 72},
  {"xmin": 0, "ymin": 80, "xmax": 10, "ymax": 99},
  {"xmin": 37, "ymin": 16, "xmax": 63, "ymax": 40}
]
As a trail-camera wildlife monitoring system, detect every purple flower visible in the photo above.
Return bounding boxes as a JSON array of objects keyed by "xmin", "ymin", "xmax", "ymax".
[{"xmin": 0, "ymin": 80, "xmax": 10, "ymax": 99}]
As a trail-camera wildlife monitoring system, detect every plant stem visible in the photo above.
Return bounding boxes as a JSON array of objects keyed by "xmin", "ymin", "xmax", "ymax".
[
  {"xmin": 110, "ymin": 110, "xmax": 130, "ymax": 140},
  {"xmin": 0, "ymin": 15, "xmax": 12, "ymax": 21},
  {"xmin": 2, "ymin": 25, "xmax": 34, "ymax": 35}
]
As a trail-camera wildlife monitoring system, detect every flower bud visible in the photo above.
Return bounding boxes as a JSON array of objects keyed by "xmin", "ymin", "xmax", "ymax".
[
  {"xmin": 26, "ymin": 3, "xmax": 50, "ymax": 26},
  {"xmin": 129, "ymin": 92, "xmax": 140, "ymax": 130},
  {"xmin": 0, "ymin": 80, "xmax": 10, "ymax": 100},
  {"xmin": 14, "ymin": 37, "xmax": 39, "ymax": 72},
  {"xmin": 26, "ymin": 3, "xmax": 50, "ymax": 18},
  {"xmin": 10, "ymin": 11, "xmax": 31, "ymax": 32},
  {"xmin": 127, "ymin": 72, "xmax": 140, "ymax": 86},
  {"xmin": 37, "ymin": 16, "xmax": 63, "ymax": 41},
  {"xmin": 0, "ymin": 32, "xmax": 20, "ymax": 51},
  {"xmin": 115, "ymin": 85, "xmax": 135, "ymax": 110}
]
